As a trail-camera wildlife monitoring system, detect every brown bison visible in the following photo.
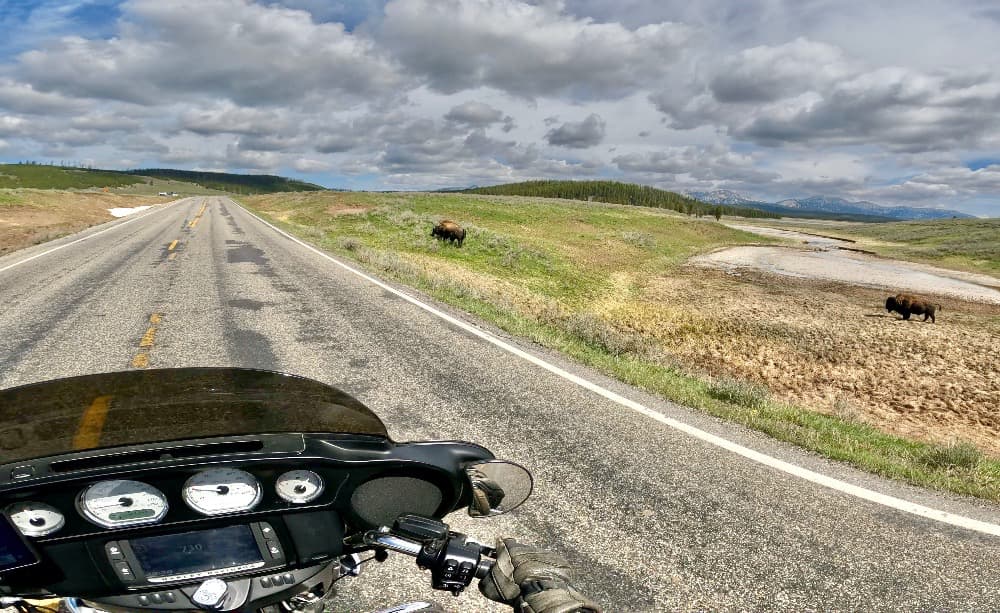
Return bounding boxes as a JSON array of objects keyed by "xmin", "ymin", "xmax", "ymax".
[
  {"xmin": 431, "ymin": 220, "xmax": 466, "ymax": 246},
  {"xmin": 885, "ymin": 293, "xmax": 941, "ymax": 323}
]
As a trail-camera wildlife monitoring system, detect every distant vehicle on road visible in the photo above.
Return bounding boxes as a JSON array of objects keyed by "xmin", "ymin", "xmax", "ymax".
[{"xmin": 157, "ymin": 191, "xmax": 169, "ymax": 196}]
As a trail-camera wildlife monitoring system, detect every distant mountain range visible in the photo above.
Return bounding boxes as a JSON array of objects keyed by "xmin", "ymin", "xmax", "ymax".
[{"xmin": 687, "ymin": 190, "xmax": 973, "ymax": 221}]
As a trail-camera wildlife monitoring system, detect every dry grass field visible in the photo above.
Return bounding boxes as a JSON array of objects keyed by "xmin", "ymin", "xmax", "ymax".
[
  {"xmin": 640, "ymin": 267, "xmax": 999, "ymax": 454},
  {"xmin": 0, "ymin": 189, "xmax": 169, "ymax": 255}
]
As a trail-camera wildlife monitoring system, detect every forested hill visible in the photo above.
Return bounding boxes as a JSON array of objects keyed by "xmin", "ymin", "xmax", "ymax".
[
  {"xmin": 126, "ymin": 169, "xmax": 325, "ymax": 194},
  {"xmin": 463, "ymin": 180, "xmax": 779, "ymax": 219}
]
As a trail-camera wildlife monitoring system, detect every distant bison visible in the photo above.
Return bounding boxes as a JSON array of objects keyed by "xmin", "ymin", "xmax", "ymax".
[
  {"xmin": 885, "ymin": 293, "xmax": 941, "ymax": 323},
  {"xmin": 431, "ymin": 220, "xmax": 466, "ymax": 247}
]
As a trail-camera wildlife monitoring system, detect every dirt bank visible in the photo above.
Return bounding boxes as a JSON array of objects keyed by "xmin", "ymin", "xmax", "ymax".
[{"xmin": 0, "ymin": 190, "xmax": 167, "ymax": 255}]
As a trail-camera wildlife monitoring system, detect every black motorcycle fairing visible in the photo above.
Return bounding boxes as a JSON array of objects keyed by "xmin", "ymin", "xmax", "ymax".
[
  {"xmin": 0, "ymin": 368, "xmax": 389, "ymax": 466},
  {"xmin": 0, "ymin": 368, "xmax": 495, "ymax": 607}
]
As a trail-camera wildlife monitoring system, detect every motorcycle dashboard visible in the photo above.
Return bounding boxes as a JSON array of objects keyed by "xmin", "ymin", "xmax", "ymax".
[{"xmin": 0, "ymin": 431, "xmax": 492, "ymax": 600}]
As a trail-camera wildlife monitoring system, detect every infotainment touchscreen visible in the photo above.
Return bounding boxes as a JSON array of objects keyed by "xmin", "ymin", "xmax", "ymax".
[
  {"xmin": 0, "ymin": 515, "xmax": 40, "ymax": 573},
  {"xmin": 129, "ymin": 525, "xmax": 262, "ymax": 579}
]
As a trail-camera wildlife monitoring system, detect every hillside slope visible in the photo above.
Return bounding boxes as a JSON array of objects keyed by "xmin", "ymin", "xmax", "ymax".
[
  {"xmin": 0, "ymin": 164, "xmax": 326, "ymax": 194},
  {"xmin": 126, "ymin": 169, "xmax": 326, "ymax": 194},
  {"xmin": 465, "ymin": 180, "xmax": 779, "ymax": 219}
]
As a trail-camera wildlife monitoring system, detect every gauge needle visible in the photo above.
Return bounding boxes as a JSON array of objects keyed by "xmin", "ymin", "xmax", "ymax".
[{"xmin": 91, "ymin": 501, "xmax": 140, "ymax": 509}]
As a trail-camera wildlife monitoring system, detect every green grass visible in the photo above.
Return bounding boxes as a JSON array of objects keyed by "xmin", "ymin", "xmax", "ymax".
[
  {"xmin": 242, "ymin": 191, "xmax": 1000, "ymax": 501},
  {"xmin": 125, "ymin": 168, "xmax": 326, "ymax": 194},
  {"xmin": 0, "ymin": 163, "xmax": 327, "ymax": 195},
  {"xmin": 0, "ymin": 164, "xmax": 143, "ymax": 190}
]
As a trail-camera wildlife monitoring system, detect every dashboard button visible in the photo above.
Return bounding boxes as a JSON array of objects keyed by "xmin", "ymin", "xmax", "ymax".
[
  {"xmin": 163, "ymin": 592, "xmax": 176, "ymax": 603},
  {"xmin": 105, "ymin": 542, "xmax": 125, "ymax": 561},
  {"xmin": 149, "ymin": 593, "xmax": 163, "ymax": 604},
  {"xmin": 258, "ymin": 522, "xmax": 275, "ymax": 537},
  {"xmin": 113, "ymin": 561, "xmax": 135, "ymax": 582},
  {"xmin": 137, "ymin": 595, "xmax": 150, "ymax": 606},
  {"xmin": 264, "ymin": 539, "xmax": 284, "ymax": 560},
  {"xmin": 259, "ymin": 576, "xmax": 272, "ymax": 588},
  {"xmin": 281, "ymin": 572, "xmax": 294, "ymax": 585}
]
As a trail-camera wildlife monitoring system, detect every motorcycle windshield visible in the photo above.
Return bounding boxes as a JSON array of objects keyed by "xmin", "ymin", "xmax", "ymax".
[{"xmin": 0, "ymin": 368, "xmax": 389, "ymax": 465}]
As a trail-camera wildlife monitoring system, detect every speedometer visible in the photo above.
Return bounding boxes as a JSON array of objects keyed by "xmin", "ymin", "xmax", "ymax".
[
  {"xmin": 275, "ymin": 470, "xmax": 324, "ymax": 504},
  {"xmin": 78, "ymin": 480, "xmax": 168, "ymax": 528},
  {"xmin": 183, "ymin": 468, "xmax": 261, "ymax": 516}
]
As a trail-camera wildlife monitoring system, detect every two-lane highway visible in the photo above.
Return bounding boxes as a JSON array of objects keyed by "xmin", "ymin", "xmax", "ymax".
[{"xmin": 1, "ymin": 197, "xmax": 998, "ymax": 610}]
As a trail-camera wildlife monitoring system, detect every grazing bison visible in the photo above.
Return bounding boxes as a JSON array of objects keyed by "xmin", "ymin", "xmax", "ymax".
[
  {"xmin": 431, "ymin": 220, "xmax": 466, "ymax": 247},
  {"xmin": 885, "ymin": 293, "xmax": 941, "ymax": 323}
]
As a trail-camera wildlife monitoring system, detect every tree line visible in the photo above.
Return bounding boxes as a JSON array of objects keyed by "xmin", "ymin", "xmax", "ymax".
[
  {"xmin": 125, "ymin": 169, "xmax": 325, "ymax": 194},
  {"xmin": 463, "ymin": 180, "xmax": 779, "ymax": 219}
]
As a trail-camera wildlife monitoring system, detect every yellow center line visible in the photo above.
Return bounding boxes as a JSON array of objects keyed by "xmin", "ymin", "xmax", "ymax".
[
  {"xmin": 72, "ymin": 395, "xmax": 113, "ymax": 449},
  {"xmin": 168, "ymin": 253, "xmax": 177, "ymax": 261},
  {"xmin": 131, "ymin": 312, "xmax": 162, "ymax": 368},
  {"xmin": 168, "ymin": 239, "xmax": 178, "ymax": 251}
]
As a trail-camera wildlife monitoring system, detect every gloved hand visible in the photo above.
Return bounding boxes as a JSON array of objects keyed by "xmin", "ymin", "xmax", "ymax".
[
  {"xmin": 469, "ymin": 469, "xmax": 506, "ymax": 516},
  {"xmin": 479, "ymin": 539, "xmax": 602, "ymax": 613}
]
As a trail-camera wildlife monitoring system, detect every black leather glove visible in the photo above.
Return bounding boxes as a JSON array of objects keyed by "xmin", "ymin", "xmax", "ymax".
[
  {"xmin": 479, "ymin": 539, "xmax": 602, "ymax": 613},
  {"xmin": 470, "ymin": 469, "xmax": 506, "ymax": 516}
]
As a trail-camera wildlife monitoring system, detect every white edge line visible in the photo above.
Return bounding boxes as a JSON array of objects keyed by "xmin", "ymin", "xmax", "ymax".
[
  {"xmin": 232, "ymin": 199, "xmax": 1000, "ymax": 537},
  {"xmin": 0, "ymin": 199, "xmax": 185, "ymax": 275}
]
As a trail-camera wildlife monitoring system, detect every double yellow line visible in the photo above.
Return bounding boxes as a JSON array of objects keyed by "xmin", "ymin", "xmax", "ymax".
[
  {"xmin": 188, "ymin": 202, "xmax": 208, "ymax": 229},
  {"xmin": 131, "ymin": 313, "xmax": 161, "ymax": 368}
]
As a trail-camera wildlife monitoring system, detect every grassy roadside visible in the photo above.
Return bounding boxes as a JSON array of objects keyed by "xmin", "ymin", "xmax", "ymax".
[{"xmin": 242, "ymin": 191, "xmax": 1000, "ymax": 502}]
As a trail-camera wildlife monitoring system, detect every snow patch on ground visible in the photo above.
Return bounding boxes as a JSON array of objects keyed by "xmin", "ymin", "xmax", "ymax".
[{"xmin": 107, "ymin": 206, "xmax": 152, "ymax": 218}]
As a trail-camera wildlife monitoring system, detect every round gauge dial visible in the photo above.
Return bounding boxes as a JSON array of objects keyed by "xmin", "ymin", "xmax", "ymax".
[
  {"xmin": 78, "ymin": 480, "xmax": 168, "ymax": 528},
  {"xmin": 6, "ymin": 502, "xmax": 65, "ymax": 537},
  {"xmin": 183, "ymin": 468, "xmax": 261, "ymax": 515},
  {"xmin": 275, "ymin": 470, "xmax": 324, "ymax": 504}
]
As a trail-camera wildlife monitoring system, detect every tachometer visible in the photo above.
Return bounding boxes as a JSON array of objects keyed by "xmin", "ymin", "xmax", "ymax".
[
  {"xmin": 78, "ymin": 480, "xmax": 168, "ymax": 528},
  {"xmin": 275, "ymin": 470, "xmax": 324, "ymax": 504},
  {"xmin": 6, "ymin": 502, "xmax": 65, "ymax": 537},
  {"xmin": 183, "ymin": 468, "xmax": 261, "ymax": 515}
]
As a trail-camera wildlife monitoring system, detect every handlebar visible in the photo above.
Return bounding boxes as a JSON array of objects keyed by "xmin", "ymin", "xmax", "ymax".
[{"xmin": 351, "ymin": 516, "xmax": 495, "ymax": 595}]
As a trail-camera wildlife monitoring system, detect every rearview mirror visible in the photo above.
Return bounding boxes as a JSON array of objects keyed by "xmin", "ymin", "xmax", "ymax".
[{"xmin": 465, "ymin": 460, "xmax": 533, "ymax": 517}]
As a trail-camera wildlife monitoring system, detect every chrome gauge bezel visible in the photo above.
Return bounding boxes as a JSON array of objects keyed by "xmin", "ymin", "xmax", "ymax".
[
  {"xmin": 275, "ymin": 470, "xmax": 324, "ymax": 504},
  {"xmin": 182, "ymin": 468, "xmax": 262, "ymax": 516},
  {"xmin": 5, "ymin": 502, "xmax": 66, "ymax": 537},
  {"xmin": 77, "ymin": 480, "xmax": 169, "ymax": 529}
]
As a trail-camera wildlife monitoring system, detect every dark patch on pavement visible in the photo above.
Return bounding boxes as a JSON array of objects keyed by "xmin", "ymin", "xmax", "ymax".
[
  {"xmin": 219, "ymin": 204, "xmax": 245, "ymax": 235},
  {"xmin": 225, "ymin": 327, "xmax": 279, "ymax": 371},
  {"xmin": 227, "ymin": 243, "xmax": 268, "ymax": 265},
  {"xmin": 349, "ymin": 357, "xmax": 369, "ymax": 368},
  {"xmin": 227, "ymin": 298, "xmax": 267, "ymax": 311},
  {"xmin": 381, "ymin": 290, "xmax": 401, "ymax": 300}
]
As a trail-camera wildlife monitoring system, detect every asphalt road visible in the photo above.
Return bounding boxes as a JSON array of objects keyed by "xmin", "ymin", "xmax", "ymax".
[{"xmin": 1, "ymin": 197, "xmax": 998, "ymax": 611}]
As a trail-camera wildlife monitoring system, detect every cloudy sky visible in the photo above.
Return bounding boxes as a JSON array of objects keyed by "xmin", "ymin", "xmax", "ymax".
[{"xmin": 1, "ymin": 0, "xmax": 999, "ymax": 215}]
